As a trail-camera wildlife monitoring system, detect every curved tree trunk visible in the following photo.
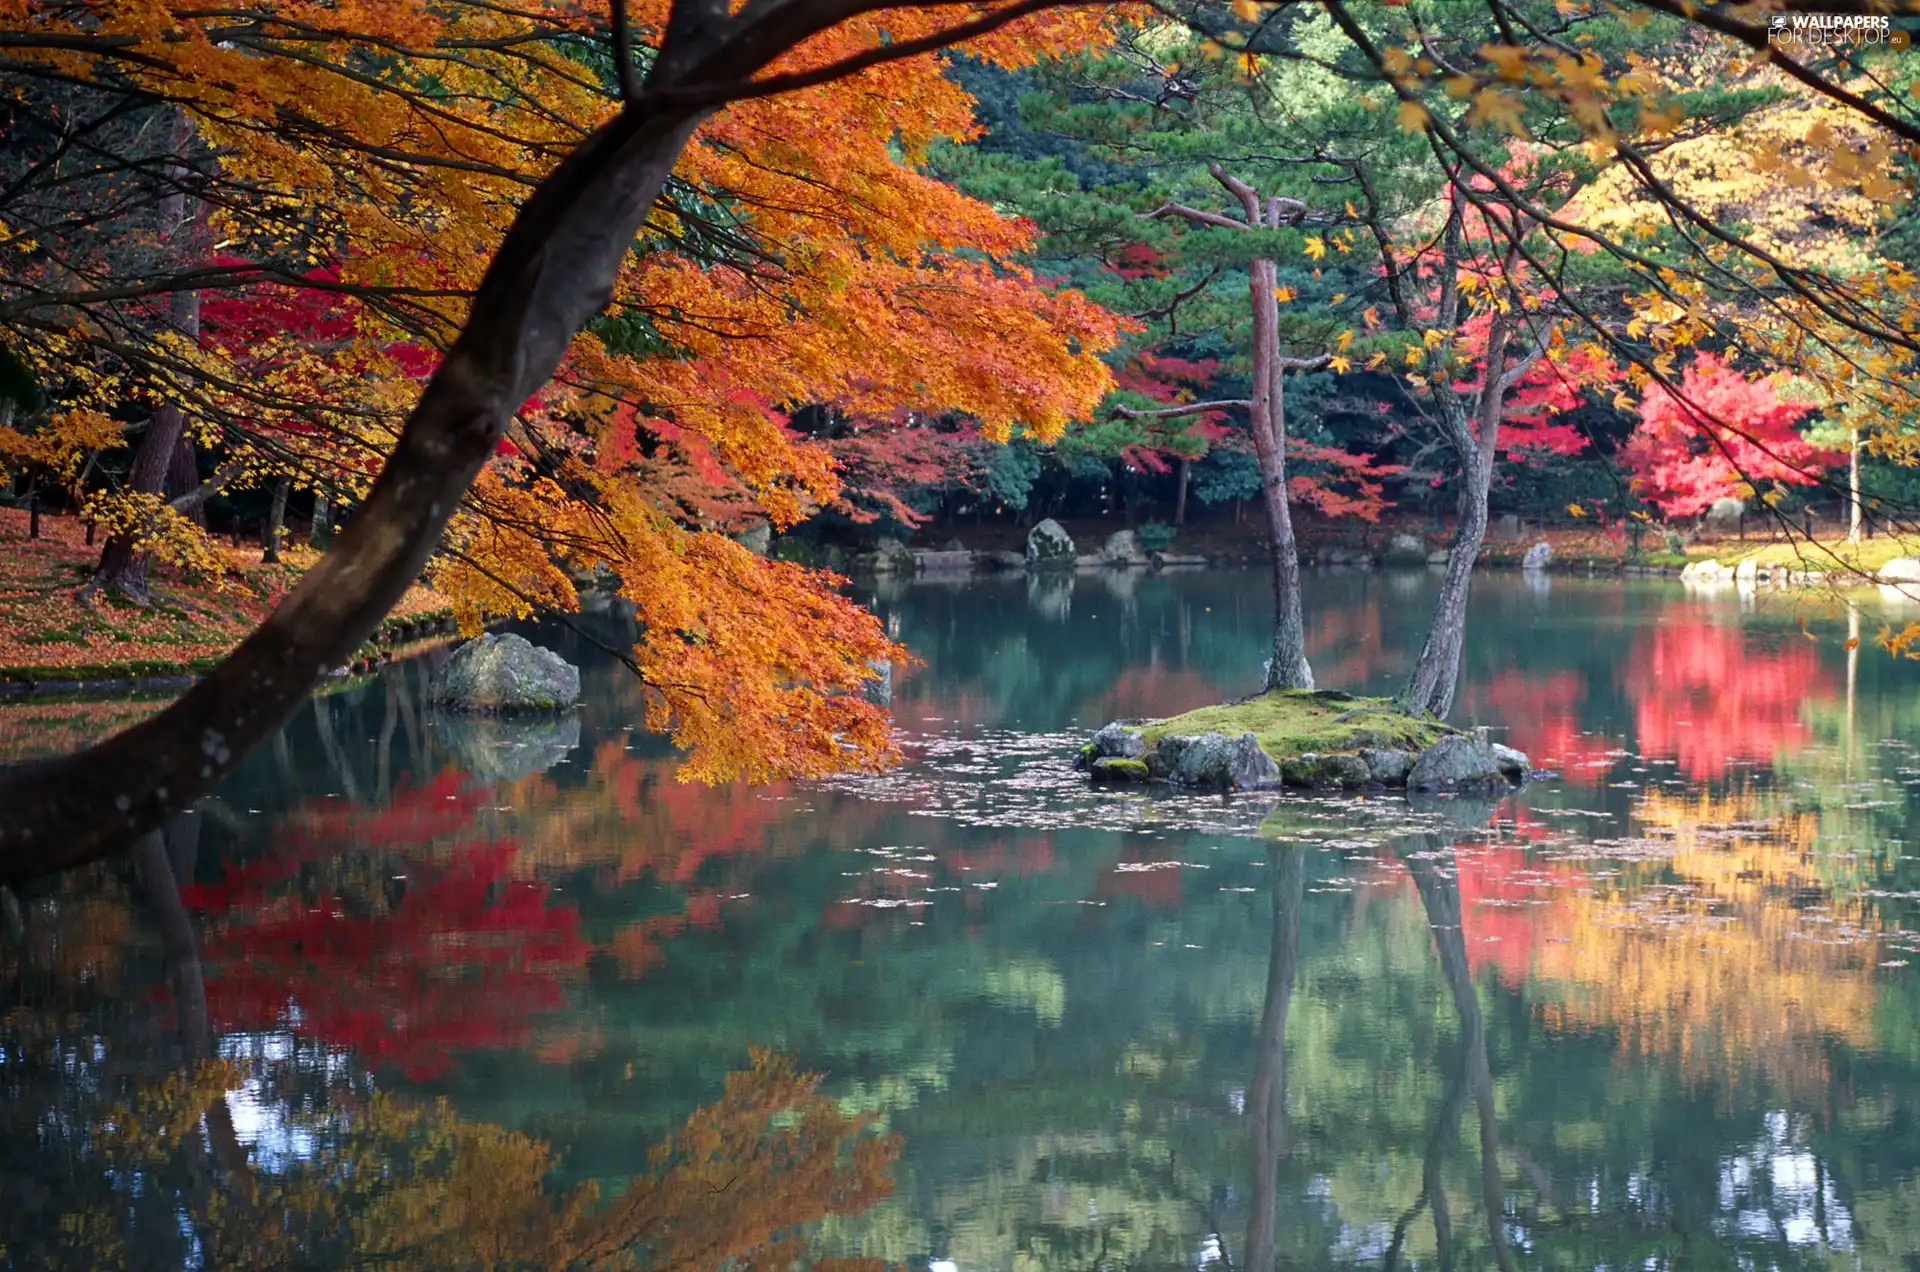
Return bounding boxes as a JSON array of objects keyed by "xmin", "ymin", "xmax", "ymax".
[{"xmin": 0, "ymin": 0, "xmax": 1005, "ymax": 880}]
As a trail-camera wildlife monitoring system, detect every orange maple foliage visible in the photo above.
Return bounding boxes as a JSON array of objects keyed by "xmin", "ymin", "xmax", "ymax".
[{"xmin": 0, "ymin": 1, "xmax": 1126, "ymax": 782}]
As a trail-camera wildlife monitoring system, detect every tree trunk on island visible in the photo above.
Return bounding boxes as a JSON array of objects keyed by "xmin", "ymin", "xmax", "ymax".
[
  {"xmin": 1398, "ymin": 222, "xmax": 1540, "ymax": 719},
  {"xmin": 1130, "ymin": 171, "xmax": 1323, "ymax": 691},
  {"xmin": 1248, "ymin": 258, "xmax": 1315, "ymax": 691},
  {"xmin": 1400, "ymin": 444, "xmax": 1492, "ymax": 719},
  {"xmin": 1849, "ymin": 426, "xmax": 1863, "ymax": 545}
]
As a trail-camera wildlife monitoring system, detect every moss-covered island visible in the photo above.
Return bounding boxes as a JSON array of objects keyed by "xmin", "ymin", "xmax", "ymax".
[{"xmin": 1075, "ymin": 689, "xmax": 1529, "ymax": 793}]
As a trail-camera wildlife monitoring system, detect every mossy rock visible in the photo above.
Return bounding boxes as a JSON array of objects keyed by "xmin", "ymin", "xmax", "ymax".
[
  {"xmin": 1090, "ymin": 757, "xmax": 1150, "ymax": 784},
  {"xmin": 1138, "ymin": 690, "xmax": 1457, "ymax": 758}
]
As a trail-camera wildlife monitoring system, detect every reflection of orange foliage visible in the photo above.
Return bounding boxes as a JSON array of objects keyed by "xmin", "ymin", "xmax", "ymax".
[
  {"xmin": 1460, "ymin": 670, "xmax": 1620, "ymax": 785},
  {"xmin": 1628, "ymin": 623, "xmax": 1831, "ymax": 780},
  {"xmin": 68, "ymin": 1050, "xmax": 897, "ymax": 1271},
  {"xmin": 1083, "ymin": 665, "xmax": 1230, "ymax": 724},
  {"xmin": 1305, "ymin": 597, "xmax": 1399, "ymax": 687},
  {"xmin": 1534, "ymin": 789, "xmax": 1881, "ymax": 1099},
  {"xmin": 612, "ymin": 895, "xmax": 723, "ymax": 978},
  {"xmin": 508, "ymin": 739, "xmax": 802, "ymax": 883}
]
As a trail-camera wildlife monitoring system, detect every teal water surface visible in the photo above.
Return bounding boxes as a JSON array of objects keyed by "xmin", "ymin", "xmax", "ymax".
[{"xmin": 9, "ymin": 568, "xmax": 1920, "ymax": 1269}]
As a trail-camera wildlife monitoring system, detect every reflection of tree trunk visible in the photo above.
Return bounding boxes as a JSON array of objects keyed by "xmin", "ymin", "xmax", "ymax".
[
  {"xmin": 1843, "ymin": 603, "xmax": 1857, "ymax": 781},
  {"xmin": 1243, "ymin": 848, "xmax": 1305, "ymax": 1272},
  {"xmin": 1403, "ymin": 839, "xmax": 1517, "ymax": 1272},
  {"xmin": 312, "ymin": 693, "xmax": 362, "ymax": 803},
  {"xmin": 131, "ymin": 829, "xmax": 211, "ymax": 1055},
  {"xmin": 1384, "ymin": 1057, "xmax": 1468, "ymax": 1271},
  {"xmin": 377, "ymin": 676, "xmax": 400, "ymax": 802},
  {"xmin": 1174, "ymin": 458, "xmax": 1190, "ymax": 526},
  {"xmin": 130, "ymin": 827, "xmax": 256, "ymax": 1201}
]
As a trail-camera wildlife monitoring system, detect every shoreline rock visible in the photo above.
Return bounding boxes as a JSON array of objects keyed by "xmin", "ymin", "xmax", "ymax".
[{"xmin": 428, "ymin": 632, "xmax": 581, "ymax": 713}]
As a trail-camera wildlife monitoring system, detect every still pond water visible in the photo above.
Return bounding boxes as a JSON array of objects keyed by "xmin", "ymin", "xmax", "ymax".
[{"xmin": 10, "ymin": 568, "xmax": 1920, "ymax": 1269}]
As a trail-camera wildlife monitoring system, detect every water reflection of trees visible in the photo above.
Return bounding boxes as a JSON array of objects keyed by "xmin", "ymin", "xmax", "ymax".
[{"xmin": 2, "ymin": 834, "xmax": 898, "ymax": 1270}]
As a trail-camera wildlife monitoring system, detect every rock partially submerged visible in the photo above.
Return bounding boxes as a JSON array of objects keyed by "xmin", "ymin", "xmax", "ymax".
[
  {"xmin": 1074, "ymin": 689, "xmax": 1529, "ymax": 794},
  {"xmin": 429, "ymin": 633, "xmax": 581, "ymax": 713},
  {"xmin": 1407, "ymin": 735, "xmax": 1526, "ymax": 792}
]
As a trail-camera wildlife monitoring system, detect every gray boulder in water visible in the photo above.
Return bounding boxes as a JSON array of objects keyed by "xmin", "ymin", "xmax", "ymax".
[
  {"xmin": 431, "ymin": 711, "xmax": 581, "ymax": 783},
  {"xmin": 1522, "ymin": 539, "xmax": 1553, "ymax": 570},
  {"xmin": 429, "ymin": 632, "xmax": 581, "ymax": 713},
  {"xmin": 1408, "ymin": 735, "xmax": 1521, "ymax": 792}
]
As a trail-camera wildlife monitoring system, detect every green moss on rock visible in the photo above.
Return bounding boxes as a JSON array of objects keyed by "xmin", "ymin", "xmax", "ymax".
[
  {"xmin": 1090, "ymin": 757, "xmax": 1151, "ymax": 783},
  {"xmin": 1139, "ymin": 690, "xmax": 1456, "ymax": 759}
]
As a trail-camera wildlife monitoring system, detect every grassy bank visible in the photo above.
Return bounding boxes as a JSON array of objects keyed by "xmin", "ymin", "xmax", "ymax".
[{"xmin": 0, "ymin": 508, "xmax": 454, "ymax": 686}]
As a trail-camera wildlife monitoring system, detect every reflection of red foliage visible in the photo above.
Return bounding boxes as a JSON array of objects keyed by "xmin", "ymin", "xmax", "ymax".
[
  {"xmin": 942, "ymin": 837, "xmax": 1058, "ymax": 878},
  {"xmin": 1452, "ymin": 845, "xmax": 1582, "ymax": 987},
  {"xmin": 182, "ymin": 771, "xmax": 587, "ymax": 1080},
  {"xmin": 1460, "ymin": 670, "xmax": 1621, "ymax": 786},
  {"xmin": 1628, "ymin": 623, "xmax": 1831, "ymax": 780},
  {"xmin": 1375, "ymin": 844, "xmax": 1584, "ymax": 987},
  {"xmin": 1091, "ymin": 845, "xmax": 1186, "ymax": 910}
]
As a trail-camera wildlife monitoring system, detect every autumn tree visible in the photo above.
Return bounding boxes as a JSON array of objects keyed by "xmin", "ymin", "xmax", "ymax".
[
  {"xmin": 0, "ymin": 0, "xmax": 1123, "ymax": 877},
  {"xmin": 1622, "ymin": 352, "xmax": 1828, "ymax": 519}
]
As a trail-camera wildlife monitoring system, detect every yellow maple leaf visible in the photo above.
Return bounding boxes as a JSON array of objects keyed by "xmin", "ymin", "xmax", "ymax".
[
  {"xmin": 1367, "ymin": 351, "xmax": 1389, "ymax": 370},
  {"xmin": 1395, "ymin": 100, "xmax": 1430, "ymax": 134},
  {"xmin": 1334, "ymin": 329, "xmax": 1354, "ymax": 351},
  {"xmin": 1422, "ymin": 328, "xmax": 1446, "ymax": 349},
  {"xmin": 1482, "ymin": 43, "xmax": 1528, "ymax": 81},
  {"xmin": 1363, "ymin": 306, "xmax": 1381, "ymax": 329},
  {"xmin": 1232, "ymin": 0, "xmax": 1263, "ymax": 19},
  {"xmin": 1330, "ymin": 292, "xmax": 1347, "ymax": 305},
  {"xmin": 1302, "ymin": 236, "xmax": 1327, "ymax": 261},
  {"xmin": 1567, "ymin": 502, "xmax": 1586, "ymax": 517},
  {"xmin": 1329, "ymin": 355, "xmax": 1352, "ymax": 373},
  {"xmin": 1274, "ymin": 284, "xmax": 1297, "ymax": 303},
  {"xmin": 1469, "ymin": 86, "xmax": 1528, "ymax": 136}
]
